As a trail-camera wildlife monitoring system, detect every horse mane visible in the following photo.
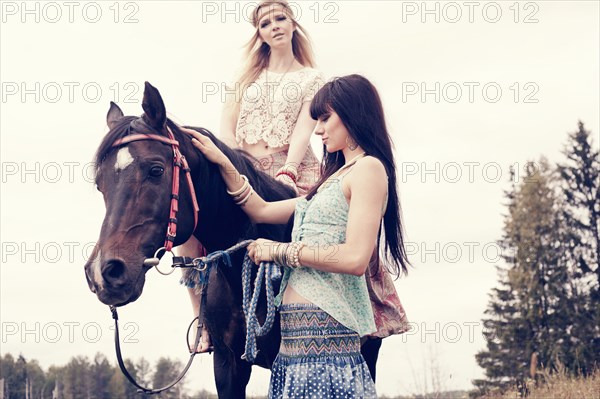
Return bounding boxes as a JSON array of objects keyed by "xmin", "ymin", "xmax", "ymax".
[{"xmin": 175, "ymin": 122, "xmax": 295, "ymax": 203}]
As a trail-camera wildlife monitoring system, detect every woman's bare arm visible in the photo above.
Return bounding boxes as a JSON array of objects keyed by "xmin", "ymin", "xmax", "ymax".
[
  {"xmin": 218, "ymin": 97, "xmax": 239, "ymax": 148},
  {"xmin": 249, "ymin": 157, "xmax": 388, "ymax": 275},
  {"xmin": 182, "ymin": 127, "xmax": 299, "ymax": 225},
  {"xmin": 283, "ymin": 102, "xmax": 316, "ymax": 169}
]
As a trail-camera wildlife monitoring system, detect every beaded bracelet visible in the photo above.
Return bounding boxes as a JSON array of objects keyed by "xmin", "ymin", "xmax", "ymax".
[
  {"xmin": 275, "ymin": 171, "xmax": 297, "ymax": 184},
  {"xmin": 283, "ymin": 163, "xmax": 299, "ymax": 176},
  {"xmin": 276, "ymin": 164, "xmax": 298, "ymax": 180},
  {"xmin": 287, "ymin": 242, "xmax": 305, "ymax": 268}
]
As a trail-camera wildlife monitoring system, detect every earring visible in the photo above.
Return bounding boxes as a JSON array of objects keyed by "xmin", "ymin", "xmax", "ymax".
[{"xmin": 346, "ymin": 136, "xmax": 358, "ymax": 151}]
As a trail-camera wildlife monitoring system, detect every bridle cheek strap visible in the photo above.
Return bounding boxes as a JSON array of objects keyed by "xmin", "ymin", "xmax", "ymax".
[{"xmin": 112, "ymin": 130, "xmax": 200, "ymax": 252}]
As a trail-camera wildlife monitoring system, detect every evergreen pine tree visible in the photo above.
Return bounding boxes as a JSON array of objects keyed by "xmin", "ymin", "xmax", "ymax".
[
  {"xmin": 557, "ymin": 121, "xmax": 600, "ymax": 281},
  {"xmin": 475, "ymin": 122, "xmax": 600, "ymax": 395},
  {"xmin": 556, "ymin": 121, "xmax": 600, "ymax": 373},
  {"xmin": 474, "ymin": 160, "xmax": 572, "ymax": 393}
]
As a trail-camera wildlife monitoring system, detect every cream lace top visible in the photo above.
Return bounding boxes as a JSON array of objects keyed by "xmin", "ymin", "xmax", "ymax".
[{"xmin": 235, "ymin": 67, "xmax": 325, "ymax": 148}]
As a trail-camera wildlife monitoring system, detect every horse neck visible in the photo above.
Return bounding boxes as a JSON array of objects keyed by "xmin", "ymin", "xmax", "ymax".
[
  {"xmin": 194, "ymin": 159, "xmax": 251, "ymax": 252},
  {"xmin": 170, "ymin": 126, "xmax": 251, "ymax": 252}
]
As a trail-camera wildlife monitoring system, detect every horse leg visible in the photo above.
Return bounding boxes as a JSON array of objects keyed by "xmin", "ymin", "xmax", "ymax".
[
  {"xmin": 206, "ymin": 267, "xmax": 253, "ymax": 398},
  {"xmin": 213, "ymin": 348, "xmax": 252, "ymax": 399},
  {"xmin": 361, "ymin": 337, "xmax": 382, "ymax": 382}
]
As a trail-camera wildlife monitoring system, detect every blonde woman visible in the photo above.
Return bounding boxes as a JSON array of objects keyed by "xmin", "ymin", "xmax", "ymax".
[
  {"xmin": 179, "ymin": 0, "xmax": 324, "ymax": 353},
  {"xmin": 221, "ymin": 0, "xmax": 324, "ymax": 194}
]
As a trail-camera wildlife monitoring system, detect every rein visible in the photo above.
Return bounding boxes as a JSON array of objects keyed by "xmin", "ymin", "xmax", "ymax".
[
  {"xmin": 110, "ymin": 302, "xmax": 202, "ymax": 395},
  {"xmin": 241, "ymin": 254, "xmax": 281, "ymax": 362}
]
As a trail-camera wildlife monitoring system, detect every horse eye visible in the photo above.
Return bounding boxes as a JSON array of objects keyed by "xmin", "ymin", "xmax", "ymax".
[{"xmin": 149, "ymin": 166, "xmax": 165, "ymax": 177}]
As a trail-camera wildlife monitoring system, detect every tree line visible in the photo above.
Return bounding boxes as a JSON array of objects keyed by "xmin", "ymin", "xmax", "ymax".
[
  {"xmin": 473, "ymin": 122, "xmax": 599, "ymax": 396},
  {"xmin": 0, "ymin": 353, "xmax": 221, "ymax": 399}
]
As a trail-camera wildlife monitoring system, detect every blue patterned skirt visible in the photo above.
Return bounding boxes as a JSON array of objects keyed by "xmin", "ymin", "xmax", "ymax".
[{"xmin": 269, "ymin": 303, "xmax": 377, "ymax": 399}]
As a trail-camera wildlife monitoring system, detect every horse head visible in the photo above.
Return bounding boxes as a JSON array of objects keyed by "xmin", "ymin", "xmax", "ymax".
[{"xmin": 85, "ymin": 82, "xmax": 203, "ymax": 306}]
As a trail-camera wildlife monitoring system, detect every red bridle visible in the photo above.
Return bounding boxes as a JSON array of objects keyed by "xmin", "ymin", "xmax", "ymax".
[{"xmin": 111, "ymin": 128, "xmax": 200, "ymax": 252}]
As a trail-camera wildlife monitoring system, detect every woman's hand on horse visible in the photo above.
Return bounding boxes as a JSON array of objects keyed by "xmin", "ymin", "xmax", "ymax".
[
  {"xmin": 247, "ymin": 239, "xmax": 277, "ymax": 265},
  {"xmin": 181, "ymin": 127, "xmax": 228, "ymax": 165}
]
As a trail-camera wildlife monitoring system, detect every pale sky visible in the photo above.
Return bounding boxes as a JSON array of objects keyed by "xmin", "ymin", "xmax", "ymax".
[{"xmin": 1, "ymin": 1, "xmax": 599, "ymax": 397}]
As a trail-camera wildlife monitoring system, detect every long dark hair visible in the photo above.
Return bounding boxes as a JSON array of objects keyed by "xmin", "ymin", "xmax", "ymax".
[{"xmin": 307, "ymin": 74, "xmax": 410, "ymax": 277}]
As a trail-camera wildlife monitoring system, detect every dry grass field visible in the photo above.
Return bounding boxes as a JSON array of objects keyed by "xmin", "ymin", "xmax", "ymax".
[{"xmin": 480, "ymin": 369, "xmax": 600, "ymax": 399}]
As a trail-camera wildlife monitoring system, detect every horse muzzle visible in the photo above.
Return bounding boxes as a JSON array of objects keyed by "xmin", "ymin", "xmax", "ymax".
[{"xmin": 84, "ymin": 256, "xmax": 146, "ymax": 306}]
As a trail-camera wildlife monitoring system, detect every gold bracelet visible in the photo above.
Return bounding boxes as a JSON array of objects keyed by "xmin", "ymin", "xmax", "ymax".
[
  {"xmin": 271, "ymin": 243, "xmax": 280, "ymax": 265},
  {"xmin": 287, "ymin": 242, "xmax": 297, "ymax": 268},
  {"xmin": 272, "ymin": 242, "xmax": 284, "ymax": 266},
  {"xmin": 277, "ymin": 243, "xmax": 290, "ymax": 267},
  {"xmin": 280, "ymin": 243, "xmax": 290, "ymax": 267},
  {"xmin": 295, "ymin": 242, "xmax": 305, "ymax": 268}
]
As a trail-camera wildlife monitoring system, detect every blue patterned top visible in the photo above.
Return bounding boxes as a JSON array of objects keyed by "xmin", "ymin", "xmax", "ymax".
[{"xmin": 274, "ymin": 174, "xmax": 377, "ymax": 337}]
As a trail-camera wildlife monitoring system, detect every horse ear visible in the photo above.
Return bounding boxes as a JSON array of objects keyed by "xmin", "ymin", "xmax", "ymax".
[
  {"xmin": 107, "ymin": 101, "xmax": 124, "ymax": 130},
  {"xmin": 141, "ymin": 81, "xmax": 166, "ymax": 130}
]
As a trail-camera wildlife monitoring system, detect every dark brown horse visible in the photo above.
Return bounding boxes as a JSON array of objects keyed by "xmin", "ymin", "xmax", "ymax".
[
  {"xmin": 85, "ymin": 82, "xmax": 381, "ymax": 398},
  {"xmin": 85, "ymin": 82, "xmax": 296, "ymax": 398}
]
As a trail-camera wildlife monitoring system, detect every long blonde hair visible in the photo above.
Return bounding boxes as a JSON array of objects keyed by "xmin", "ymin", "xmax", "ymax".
[{"xmin": 232, "ymin": 1, "xmax": 316, "ymax": 109}]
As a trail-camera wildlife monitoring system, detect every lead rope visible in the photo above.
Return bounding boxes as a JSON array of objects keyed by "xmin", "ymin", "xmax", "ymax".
[
  {"xmin": 178, "ymin": 240, "xmax": 282, "ymax": 363},
  {"xmin": 241, "ymin": 254, "xmax": 281, "ymax": 362},
  {"xmin": 178, "ymin": 241, "xmax": 282, "ymax": 363},
  {"xmin": 112, "ymin": 240, "xmax": 281, "ymax": 394},
  {"xmin": 174, "ymin": 240, "xmax": 281, "ymax": 363}
]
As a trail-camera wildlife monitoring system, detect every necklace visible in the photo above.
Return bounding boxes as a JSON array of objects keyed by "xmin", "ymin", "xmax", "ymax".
[
  {"xmin": 263, "ymin": 59, "xmax": 296, "ymax": 147},
  {"xmin": 341, "ymin": 152, "xmax": 367, "ymax": 169},
  {"xmin": 317, "ymin": 152, "xmax": 367, "ymax": 193}
]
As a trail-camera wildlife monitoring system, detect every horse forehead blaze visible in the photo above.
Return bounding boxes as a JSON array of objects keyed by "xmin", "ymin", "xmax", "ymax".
[{"xmin": 114, "ymin": 147, "xmax": 135, "ymax": 172}]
